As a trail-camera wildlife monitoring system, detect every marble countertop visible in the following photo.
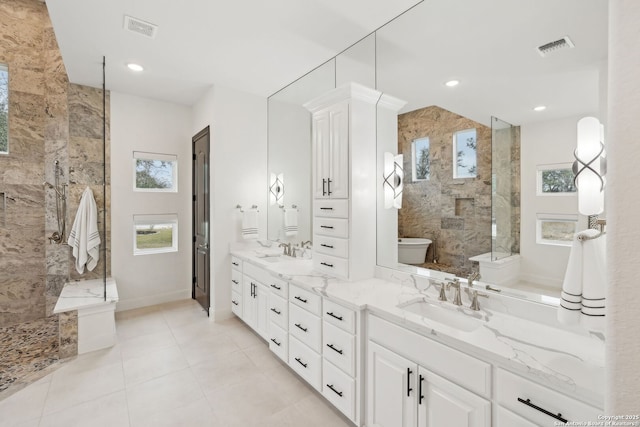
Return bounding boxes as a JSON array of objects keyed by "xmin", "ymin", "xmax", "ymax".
[
  {"xmin": 231, "ymin": 249, "xmax": 605, "ymax": 408},
  {"xmin": 53, "ymin": 277, "xmax": 119, "ymax": 314}
]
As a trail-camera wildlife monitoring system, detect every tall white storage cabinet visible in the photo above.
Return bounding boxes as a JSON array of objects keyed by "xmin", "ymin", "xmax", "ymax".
[{"xmin": 305, "ymin": 83, "xmax": 405, "ymax": 280}]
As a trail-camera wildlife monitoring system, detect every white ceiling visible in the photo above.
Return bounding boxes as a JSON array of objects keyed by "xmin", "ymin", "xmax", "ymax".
[{"xmin": 45, "ymin": 0, "xmax": 421, "ymax": 105}]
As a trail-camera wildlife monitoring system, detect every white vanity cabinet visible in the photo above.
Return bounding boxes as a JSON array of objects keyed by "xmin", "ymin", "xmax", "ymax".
[
  {"xmin": 312, "ymin": 100, "xmax": 349, "ymax": 199},
  {"xmin": 266, "ymin": 276, "xmax": 289, "ymax": 363},
  {"xmin": 305, "ymin": 83, "xmax": 404, "ymax": 281},
  {"xmin": 230, "ymin": 257, "xmax": 243, "ymax": 318},
  {"xmin": 241, "ymin": 274, "xmax": 269, "ymax": 340},
  {"xmin": 495, "ymin": 368, "xmax": 601, "ymax": 426},
  {"xmin": 367, "ymin": 315, "xmax": 491, "ymax": 427}
]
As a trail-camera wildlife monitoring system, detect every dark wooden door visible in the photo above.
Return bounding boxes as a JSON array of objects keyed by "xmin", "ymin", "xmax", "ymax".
[{"xmin": 192, "ymin": 126, "xmax": 210, "ymax": 315}]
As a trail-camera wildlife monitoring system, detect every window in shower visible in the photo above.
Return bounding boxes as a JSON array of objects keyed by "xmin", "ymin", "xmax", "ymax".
[
  {"xmin": 411, "ymin": 137, "xmax": 430, "ymax": 181},
  {"xmin": 537, "ymin": 163, "xmax": 576, "ymax": 195},
  {"xmin": 453, "ymin": 128, "xmax": 477, "ymax": 178},
  {"xmin": 133, "ymin": 151, "xmax": 178, "ymax": 192},
  {"xmin": 133, "ymin": 214, "xmax": 178, "ymax": 255},
  {"xmin": 536, "ymin": 213, "xmax": 578, "ymax": 246},
  {"xmin": 0, "ymin": 64, "xmax": 8, "ymax": 154}
]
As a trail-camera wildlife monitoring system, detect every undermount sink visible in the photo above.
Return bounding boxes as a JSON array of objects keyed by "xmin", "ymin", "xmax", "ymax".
[{"xmin": 398, "ymin": 299, "xmax": 484, "ymax": 332}]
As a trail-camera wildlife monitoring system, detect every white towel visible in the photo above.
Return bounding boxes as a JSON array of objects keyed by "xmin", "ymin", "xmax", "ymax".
[
  {"xmin": 284, "ymin": 208, "xmax": 298, "ymax": 237},
  {"xmin": 68, "ymin": 187, "xmax": 101, "ymax": 274},
  {"xmin": 558, "ymin": 229, "xmax": 606, "ymax": 332},
  {"xmin": 242, "ymin": 208, "xmax": 259, "ymax": 240}
]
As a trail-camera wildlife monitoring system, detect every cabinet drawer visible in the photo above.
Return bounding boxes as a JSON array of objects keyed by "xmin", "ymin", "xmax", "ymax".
[
  {"xmin": 314, "ymin": 199, "xmax": 349, "ymax": 218},
  {"xmin": 289, "ymin": 284, "xmax": 322, "ymax": 316},
  {"xmin": 314, "ymin": 235, "xmax": 348, "ymax": 258},
  {"xmin": 368, "ymin": 314, "xmax": 491, "ymax": 398},
  {"xmin": 231, "ymin": 256, "xmax": 242, "ymax": 271},
  {"xmin": 314, "ymin": 254, "xmax": 349, "ymax": 278},
  {"xmin": 314, "ymin": 217, "xmax": 349, "ymax": 238},
  {"xmin": 269, "ymin": 294, "xmax": 288, "ymax": 330},
  {"xmin": 323, "ymin": 359, "xmax": 355, "ymax": 421},
  {"xmin": 289, "ymin": 336, "xmax": 322, "ymax": 391},
  {"xmin": 323, "ymin": 322, "xmax": 355, "ymax": 377},
  {"xmin": 496, "ymin": 405, "xmax": 538, "ymax": 427},
  {"xmin": 231, "ymin": 291, "xmax": 242, "ymax": 318},
  {"xmin": 496, "ymin": 369, "xmax": 601, "ymax": 425},
  {"xmin": 323, "ymin": 299, "xmax": 355, "ymax": 334},
  {"xmin": 267, "ymin": 276, "xmax": 288, "ymax": 299},
  {"xmin": 231, "ymin": 269, "xmax": 242, "ymax": 294},
  {"xmin": 289, "ymin": 303, "xmax": 322, "ymax": 352},
  {"xmin": 268, "ymin": 323, "xmax": 288, "ymax": 363}
]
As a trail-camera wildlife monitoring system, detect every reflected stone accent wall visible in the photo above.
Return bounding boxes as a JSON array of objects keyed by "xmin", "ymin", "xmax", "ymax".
[
  {"xmin": 0, "ymin": 0, "xmax": 110, "ymax": 396},
  {"xmin": 398, "ymin": 105, "xmax": 492, "ymax": 274}
]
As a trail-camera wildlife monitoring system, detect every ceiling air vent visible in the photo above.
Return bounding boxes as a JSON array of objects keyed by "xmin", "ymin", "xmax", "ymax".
[
  {"xmin": 123, "ymin": 15, "xmax": 158, "ymax": 39},
  {"xmin": 537, "ymin": 36, "xmax": 574, "ymax": 57}
]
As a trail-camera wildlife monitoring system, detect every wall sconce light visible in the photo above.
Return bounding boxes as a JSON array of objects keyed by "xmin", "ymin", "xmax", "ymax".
[
  {"xmin": 269, "ymin": 173, "xmax": 284, "ymax": 207},
  {"xmin": 573, "ymin": 117, "xmax": 606, "ymax": 215},
  {"xmin": 383, "ymin": 153, "xmax": 404, "ymax": 209}
]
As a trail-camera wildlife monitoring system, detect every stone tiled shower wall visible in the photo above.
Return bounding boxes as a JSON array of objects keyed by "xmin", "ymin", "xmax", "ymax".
[
  {"xmin": 398, "ymin": 105, "xmax": 500, "ymax": 274},
  {"xmin": 0, "ymin": 0, "xmax": 110, "ymax": 394}
]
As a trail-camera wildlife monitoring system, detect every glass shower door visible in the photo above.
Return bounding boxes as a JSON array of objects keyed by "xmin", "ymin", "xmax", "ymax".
[{"xmin": 491, "ymin": 116, "xmax": 516, "ymax": 261}]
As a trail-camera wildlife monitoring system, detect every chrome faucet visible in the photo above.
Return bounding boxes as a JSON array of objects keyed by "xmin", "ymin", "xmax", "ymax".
[
  {"xmin": 438, "ymin": 282, "xmax": 448, "ymax": 302},
  {"xmin": 469, "ymin": 289, "xmax": 488, "ymax": 311},
  {"xmin": 300, "ymin": 240, "xmax": 312, "ymax": 249},
  {"xmin": 467, "ymin": 271, "xmax": 481, "ymax": 288},
  {"xmin": 279, "ymin": 242, "xmax": 292, "ymax": 256},
  {"xmin": 446, "ymin": 279, "xmax": 462, "ymax": 306}
]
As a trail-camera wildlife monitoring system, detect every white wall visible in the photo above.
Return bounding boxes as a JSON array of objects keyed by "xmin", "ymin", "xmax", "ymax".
[
  {"xmin": 606, "ymin": 0, "xmax": 640, "ymax": 413},
  {"xmin": 519, "ymin": 116, "xmax": 593, "ymax": 288},
  {"xmin": 191, "ymin": 85, "xmax": 268, "ymax": 320},
  {"xmin": 111, "ymin": 92, "xmax": 193, "ymax": 311}
]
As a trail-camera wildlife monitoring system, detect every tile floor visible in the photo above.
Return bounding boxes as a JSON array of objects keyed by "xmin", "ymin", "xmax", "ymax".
[{"xmin": 0, "ymin": 300, "xmax": 353, "ymax": 427}]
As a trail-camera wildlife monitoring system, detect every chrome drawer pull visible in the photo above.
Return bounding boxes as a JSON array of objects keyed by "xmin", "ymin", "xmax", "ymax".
[
  {"xmin": 320, "ymin": 262, "xmax": 334, "ymax": 268},
  {"xmin": 232, "ymin": 300, "xmax": 239, "ymax": 306},
  {"xmin": 517, "ymin": 398, "xmax": 567, "ymax": 423},
  {"xmin": 320, "ymin": 207, "xmax": 334, "ymax": 210},
  {"xmin": 232, "ymin": 262, "xmax": 239, "ymax": 266},
  {"xmin": 294, "ymin": 296, "xmax": 307, "ymax": 303},
  {"xmin": 320, "ymin": 225, "xmax": 334, "ymax": 229},
  {"xmin": 270, "ymin": 284, "xmax": 281, "ymax": 290},
  {"xmin": 270, "ymin": 308, "xmax": 281, "ymax": 315},
  {"xmin": 231, "ymin": 279, "xmax": 239, "ymax": 285},
  {"xmin": 326, "ymin": 311, "xmax": 343, "ymax": 321},
  {"xmin": 407, "ymin": 368, "xmax": 413, "ymax": 396},
  {"xmin": 326, "ymin": 343, "xmax": 343, "ymax": 355},
  {"xmin": 419, "ymin": 375, "xmax": 425, "ymax": 405},
  {"xmin": 295, "ymin": 323, "xmax": 308, "ymax": 332},
  {"xmin": 270, "ymin": 338, "xmax": 281, "ymax": 347},
  {"xmin": 295, "ymin": 357, "xmax": 307, "ymax": 368},
  {"xmin": 327, "ymin": 384, "xmax": 343, "ymax": 397},
  {"xmin": 320, "ymin": 244, "xmax": 334, "ymax": 249}
]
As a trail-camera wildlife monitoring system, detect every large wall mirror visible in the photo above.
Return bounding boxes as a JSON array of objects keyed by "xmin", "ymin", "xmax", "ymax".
[{"xmin": 268, "ymin": 0, "xmax": 608, "ymax": 301}]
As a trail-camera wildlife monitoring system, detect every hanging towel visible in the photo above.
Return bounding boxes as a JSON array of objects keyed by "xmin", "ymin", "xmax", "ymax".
[
  {"xmin": 242, "ymin": 208, "xmax": 259, "ymax": 240},
  {"xmin": 68, "ymin": 187, "xmax": 101, "ymax": 274},
  {"xmin": 284, "ymin": 208, "xmax": 298, "ymax": 237},
  {"xmin": 558, "ymin": 229, "xmax": 606, "ymax": 333}
]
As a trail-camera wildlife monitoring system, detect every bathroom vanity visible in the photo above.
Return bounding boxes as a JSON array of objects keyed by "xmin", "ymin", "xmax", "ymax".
[{"xmin": 229, "ymin": 250, "xmax": 603, "ymax": 427}]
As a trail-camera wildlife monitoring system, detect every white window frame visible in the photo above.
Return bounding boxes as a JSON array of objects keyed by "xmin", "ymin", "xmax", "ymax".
[
  {"xmin": 0, "ymin": 64, "xmax": 8, "ymax": 155},
  {"xmin": 536, "ymin": 162, "xmax": 577, "ymax": 196},
  {"xmin": 453, "ymin": 128, "xmax": 477, "ymax": 179},
  {"xmin": 133, "ymin": 214, "xmax": 178, "ymax": 255},
  {"xmin": 536, "ymin": 213, "xmax": 578, "ymax": 247},
  {"xmin": 411, "ymin": 137, "xmax": 430, "ymax": 182},
  {"xmin": 133, "ymin": 151, "xmax": 178, "ymax": 192}
]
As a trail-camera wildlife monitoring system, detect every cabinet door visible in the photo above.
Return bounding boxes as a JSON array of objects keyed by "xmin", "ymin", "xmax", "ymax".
[
  {"xmin": 328, "ymin": 100, "xmax": 349, "ymax": 199},
  {"xmin": 312, "ymin": 109, "xmax": 331, "ymax": 199},
  {"xmin": 242, "ymin": 275, "xmax": 257, "ymax": 329},
  {"xmin": 367, "ymin": 341, "xmax": 417, "ymax": 427},
  {"xmin": 417, "ymin": 367, "xmax": 490, "ymax": 427},
  {"xmin": 255, "ymin": 283, "xmax": 269, "ymax": 340}
]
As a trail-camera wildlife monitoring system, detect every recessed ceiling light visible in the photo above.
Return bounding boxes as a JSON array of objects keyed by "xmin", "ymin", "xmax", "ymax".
[
  {"xmin": 533, "ymin": 105, "xmax": 547, "ymax": 112},
  {"xmin": 444, "ymin": 80, "xmax": 460, "ymax": 87},
  {"xmin": 127, "ymin": 63, "xmax": 144, "ymax": 72}
]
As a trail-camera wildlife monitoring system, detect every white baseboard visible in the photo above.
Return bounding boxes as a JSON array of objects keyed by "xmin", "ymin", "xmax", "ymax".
[{"xmin": 115, "ymin": 289, "xmax": 192, "ymax": 312}]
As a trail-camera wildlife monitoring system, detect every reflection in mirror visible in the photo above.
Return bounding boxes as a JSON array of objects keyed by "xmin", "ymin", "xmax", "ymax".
[
  {"xmin": 376, "ymin": 0, "xmax": 607, "ymax": 296},
  {"xmin": 267, "ymin": 60, "xmax": 335, "ymax": 243}
]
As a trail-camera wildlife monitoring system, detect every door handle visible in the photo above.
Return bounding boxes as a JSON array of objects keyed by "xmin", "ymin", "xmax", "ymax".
[
  {"xmin": 322, "ymin": 178, "xmax": 327, "ymax": 196},
  {"xmin": 327, "ymin": 178, "xmax": 332, "ymax": 195},
  {"xmin": 407, "ymin": 368, "xmax": 413, "ymax": 397},
  {"xmin": 419, "ymin": 374, "xmax": 425, "ymax": 405}
]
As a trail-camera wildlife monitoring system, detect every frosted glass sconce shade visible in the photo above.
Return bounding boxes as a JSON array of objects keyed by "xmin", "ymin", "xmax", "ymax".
[
  {"xmin": 573, "ymin": 117, "xmax": 606, "ymax": 215},
  {"xmin": 269, "ymin": 173, "xmax": 284, "ymax": 206},
  {"xmin": 383, "ymin": 153, "xmax": 404, "ymax": 209}
]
